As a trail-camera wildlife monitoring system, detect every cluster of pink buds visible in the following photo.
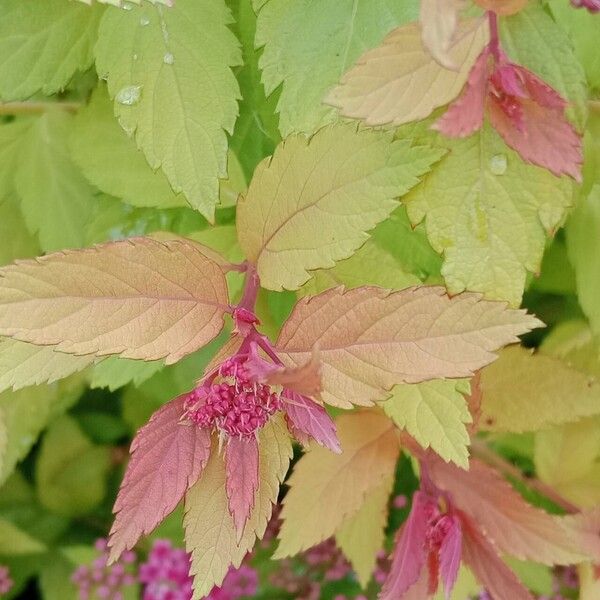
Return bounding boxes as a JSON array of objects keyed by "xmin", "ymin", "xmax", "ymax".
[
  {"xmin": 139, "ymin": 539, "xmax": 193, "ymax": 600},
  {"xmin": 570, "ymin": 0, "xmax": 600, "ymax": 12},
  {"xmin": 0, "ymin": 566, "xmax": 12, "ymax": 596},
  {"xmin": 183, "ymin": 354, "xmax": 281, "ymax": 438},
  {"xmin": 206, "ymin": 564, "xmax": 259, "ymax": 600},
  {"xmin": 71, "ymin": 539, "xmax": 136, "ymax": 600}
]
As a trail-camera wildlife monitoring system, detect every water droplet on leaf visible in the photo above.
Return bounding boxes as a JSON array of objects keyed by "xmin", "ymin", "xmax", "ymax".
[
  {"xmin": 489, "ymin": 154, "xmax": 507, "ymax": 175},
  {"xmin": 163, "ymin": 52, "xmax": 174, "ymax": 65},
  {"xmin": 140, "ymin": 16, "xmax": 150, "ymax": 26},
  {"xmin": 122, "ymin": 2, "xmax": 133, "ymax": 10},
  {"xmin": 116, "ymin": 85, "xmax": 142, "ymax": 106}
]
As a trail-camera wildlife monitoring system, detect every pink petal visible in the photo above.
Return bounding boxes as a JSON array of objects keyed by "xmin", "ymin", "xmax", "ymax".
[
  {"xmin": 460, "ymin": 513, "xmax": 534, "ymax": 600},
  {"xmin": 488, "ymin": 94, "xmax": 582, "ymax": 181},
  {"xmin": 282, "ymin": 392, "xmax": 341, "ymax": 453},
  {"xmin": 439, "ymin": 516, "xmax": 462, "ymax": 599},
  {"xmin": 434, "ymin": 48, "xmax": 490, "ymax": 138},
  {"xmin": 517, "ymin": 66, "xmax": 566, "ymax": 110},
  {"xmin": 225, "ymin": 435, "xmax": 260, "ymax": 537},
  {"xmin": 379, "ymin": 491, "xmax": 433, "ymax": 600},
  {"xmin": 108, "ymin": 395, "xmax": 211, "ymax": 561}
]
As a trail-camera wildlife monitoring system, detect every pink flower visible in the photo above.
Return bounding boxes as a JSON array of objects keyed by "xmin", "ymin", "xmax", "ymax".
[
  {"xmin": 71, "ymin": 539, "xmax": 137, "ymax": 600},
  {"xmin": 139, "ymin": 539, "xmax": 193, "ymax": 600},
  {"xmin": 571, "ymin": 0, "xmax": 600, "ymax": 12},
  {"xmin": 0, "ymin": 566, "xmax": 13, "ymax": 596},
  {"xmin": 435, "ymin": 43, "xmax": 582, "ymax": 180}
]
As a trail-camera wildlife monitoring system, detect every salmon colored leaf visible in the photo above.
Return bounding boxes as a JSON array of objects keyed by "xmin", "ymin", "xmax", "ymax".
[
  {"xmin": 380, "ymin": 491, "xmax": 431, "ymax": 600},
  {"xmin": 428, "ymin": 456, "xmax": 594, "ymax": 564},
  {"xmin": 0, "ymin": 238, "xmax": 229, "ymax": 364},
  {"xmin": 276, "ymin": 410, "xmax": 400, "ymax": 556},
  {"xmin": 108, "ymin": 395, "xmax": 211, "ymax": 561},
  {"xmin": 281, "ymin": 392, "xmax": 340, "ymax": 454},
  {"xmin": 439, "ymin": 516, "xmax": 462, "ymax": 599},
  {"xmin": 419, "ymin": 0, "xmax": 464, "ymax": 69},
  {"xmin": 325, "ymin": 20, "xmax": 488, "ymax": 127},
  {"xmin": 277, "ymin": 286, "xmax": 542, "ymax": 408},
  {"xmin": 460, "ymin": 513, "xmax": 534, "ymax": 600},
  {"xmin": 225, "ymin": 435, "xmax": 259, "ymax": 538},
  {"xmin": 236, "ymin": 124, "xmax": 444, "ymax": 291},
  {"xmin": 184, "ymin": 416, "xmax": 292, "ymax": 598}
]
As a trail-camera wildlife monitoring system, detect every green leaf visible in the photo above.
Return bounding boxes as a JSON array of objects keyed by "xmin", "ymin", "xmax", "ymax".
[
  {"xmin": 227, "ymin": 0, "xmax": 280, "ymax": 180},
  {"xmin": 0, "ymin": 518, "xmax": 46, "ymax": 555},
  {"xmin": 256, "ymin": 0, "xmax": 418, "ymax": 135},
  {"xmin": 0, "ymin": 338, "xmax": 95, "ymax": 393},
  {"xmin": 0, "ymin": 381, "xmax": 83, "ymax": 486},
  {"xmin": 405, "ymin": 125, "xmax": 573, "ymax": 306},
  {"xmin": 383, "ymin": 379, "xmax": 471, "ymax": 468},
  {"xmin": 70, "ymin": 85, "xmax": 186, "ymax": 209},
  {"xmin": 0, "ymin": 0, "xmax": 103, "ymax": 101},
  {"xmin": 567, "ymin": 185, "xmax": 600, "ymax": 336},
  {"xmin": 500, "ymin": 2, "xmax": 588, "ymax": 128},
  {"xmin": 35, "ymin": 416, "xmax": 110, "ymax": 517},
  {"xmin": 39, "ymin": 557, "xmax": 80, "ymax": 600},
  {"xmin": 237, "ymin": 124, "xmax": 445, "ymax": 291},
  {"xmin": 95, "ymin": 0, "xmax": 242, "ymax": 221},
  {"xmin": 90, "ymin": 356, "xmax": 164, "ymax": 391},
  {"xmin": 0, "ymin": 195, "xmax": 40, "ymax": 267},
  {"xmin": 15, "ymin": 112, "xmax": 97, "ymax": 252}
]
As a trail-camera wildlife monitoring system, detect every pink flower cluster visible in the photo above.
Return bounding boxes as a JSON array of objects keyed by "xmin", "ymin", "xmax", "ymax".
[
  {"xmin": 139, "ymin": 540, "xmax": 192, "ymax": 600},
  {"xmin": 71, "ymin": 539, "xmax": 136, "ymax": 600},
  {"xmin": 571, "ymin": 0, "xmax": 600, "ymax": 12},
  {"xmin": 0, "ymin": 566, "xmax": 13, "ymax": 596},
  {"xmin": 183, "ymin": 356, "xmax": 281, "ymax": 438},
  {"xmin": 205, "ymin": 564, "xmax": 258, "ymax": 600}
]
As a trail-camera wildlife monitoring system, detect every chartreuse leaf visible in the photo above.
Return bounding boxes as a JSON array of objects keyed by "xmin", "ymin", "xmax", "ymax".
[
  {"xmin": 0, "ymin": 380, "xmax": 83, "ymax": 486},
  {"xmin": 567, "ymin": 186, "xmax": 600, "ymax": 336},
  {"xmin": 36, "ymin": 416, "xmax": 111, "ymax": 517},
  {"xmin": 383, "ymin": 379, "xmax": 472, "ymax": 468},
  {"xmin": 277, "ymin": 286, "xmax": 541, "ymax": 408},
  {"xmin": 0, "ymin": 238, "xmax": 229, "ymax": 364},
  {"xmin": 0, "ymin": 0, "xmax": 103, "ymax": 101},
  {"xmin": 500, "ymin": 2, "xmax": 588, "ymax": 128},
  {"xmin": 70, "ymin": 85, "xmax": 186, "ymax": 209},
  {"xmin": 534, "ymin": 417, "xmax": 600, "ymax": 508},
  {"xmin": 480, "ymin": 346, "xmax": 600, "ymax": 432},
  {"xmin": 256, "ymin": 0, "xmax": 419, "ymax": 135},
  {"xmin": 15, "ymin": 111, "xmax": 97, "ymax": 252},
  {"xmin": 276, "ymin": 411, "xmax": 400, "ymax": 557},
  {"xmin": 404, "ymin": 125, "xmax": 573, "ymax": 306},
  {"xmin": 0, "ymin": 339, "xmax": 95, "ymax": 393},
  {"xmin": 95, "ymin": 0, "xmax": 242, "ymax": 221},
  {"xmin": 227, "ymin": 0, "xmax": 280, "ymax": 179},
  {"xmin": 336, "ymin": 475, "xmax": 393, "ymax": 587},
  {"xmin": 90, "ymin": 357, "xmax": 163, "ymax": 391},
  {"xmin": 0, "ymin": 518, "xmax": 46, "ymax": 555},
  {"xmin": 237, "ymin": 125, "xmax": 445, "ymax": 291},
  {"xmin": 0, "ymin": 195, "xmax": 39, "ymax": 267},
  {"xmin": 326, "ymin": 19, "xmax": 488, "ymax": 127},
  {"xmin": 184, "ymin": 416, "xmax": 292, "ymax": 598},
  {"xmin": 76, "ymin": 0, "xmax": 170, "ymax": 5}
]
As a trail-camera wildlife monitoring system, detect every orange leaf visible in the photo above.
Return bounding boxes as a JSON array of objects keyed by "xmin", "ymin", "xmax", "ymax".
[{"xmin": 0, "ymin": 237, "xmax": 229, "ymax": 364}]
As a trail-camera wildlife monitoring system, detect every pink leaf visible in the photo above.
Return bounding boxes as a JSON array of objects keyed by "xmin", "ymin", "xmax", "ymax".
[
  {"xmin": 108, "ymin": 395, "xmax": 211, "ymax": 561},
  {"xmin": 434, "ymin": 48, "xmax": 489, "ymax": 137},
  {"xmin": 460, "ymin": 512, "xmax": 534, "ymax": 600},
  {"xmin": 282, "ymin": 392, "xmax": 341, "ymax": 453},
  {"xmin": 225, "ymin": 435, "xmax": 260, "ymax": 538},
  {"xmin": 488, "ymin": 88, "xmax": 582, "ymax": 181},
  {"xmin": 380, "ymin": 491, "xmax": 432, "ymax": 600},
  {"xmin": 439, "ymin": 516, "xmax": 462, "ymax": 599}
]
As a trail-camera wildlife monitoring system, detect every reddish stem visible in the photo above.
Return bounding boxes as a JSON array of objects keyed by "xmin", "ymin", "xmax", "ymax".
[
  {"xmin": 238, "ymin": 264, "xmax": 260, "ymax": 313},
  {"xmin": 487, "ymin": 11, "xmax": 502, "ymax": 61}
]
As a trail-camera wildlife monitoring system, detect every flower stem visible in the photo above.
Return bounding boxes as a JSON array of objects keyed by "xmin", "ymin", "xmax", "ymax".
[
  {"xmin": 238, "ymin": 263, "xmax": 260, "ymax": 313},
  {"xmin": 487, "ymin": 11, "xmax": 502, "ymax": 61}
]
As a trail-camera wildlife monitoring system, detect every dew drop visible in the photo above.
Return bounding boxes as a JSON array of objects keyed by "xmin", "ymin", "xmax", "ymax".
[
  {"xmin": 140, "ymin": 16, "xmax": 150, "ymax": 26},
  {"xmin": 133, "ymin": 53, "xmax": 138, "ymax": 61},
  {"xmin": 116, "ymin": 84, "xmax": 142, "ymax": 106},
  {"xmin": 122, "ymin": 2, "xmax": 133, "ymax": 10},
  {"xmin": 163, "ymin": 52, "xmax": 175, "ymax": 65},
  {"xmin": 489, "ymin": 153, "xmax": 507, "ymax": 175}
]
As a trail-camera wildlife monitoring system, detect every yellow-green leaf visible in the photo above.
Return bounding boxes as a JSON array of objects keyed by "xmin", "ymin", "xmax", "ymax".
[
  {"xmin": 405, "ymin": 125, "xmax": 574, "ymax": 306},
  {"xmin": 383, "ymin": 379, "xmax": 472, "ymax": 468},
  {"xmin": 95, "ymin": 0, "xmax": 241, "ymax": 221},
  {"xmin": 480, "ymin": 346, "xmax": 600, "ymax": 432},
  {"xmin": 0, "ymin": 518, "xmax": 46, "ymax": 555},
  {"xmin": 0, "ymin": 238, "xmax": 229, "ymax": 364},
  {"xmin": 276, "ymin": 411, "xmax": 400, "ymax": 557},
  {"xmin": 237, "ymin": 124, "xmax": 444, "ymax": 291}
]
